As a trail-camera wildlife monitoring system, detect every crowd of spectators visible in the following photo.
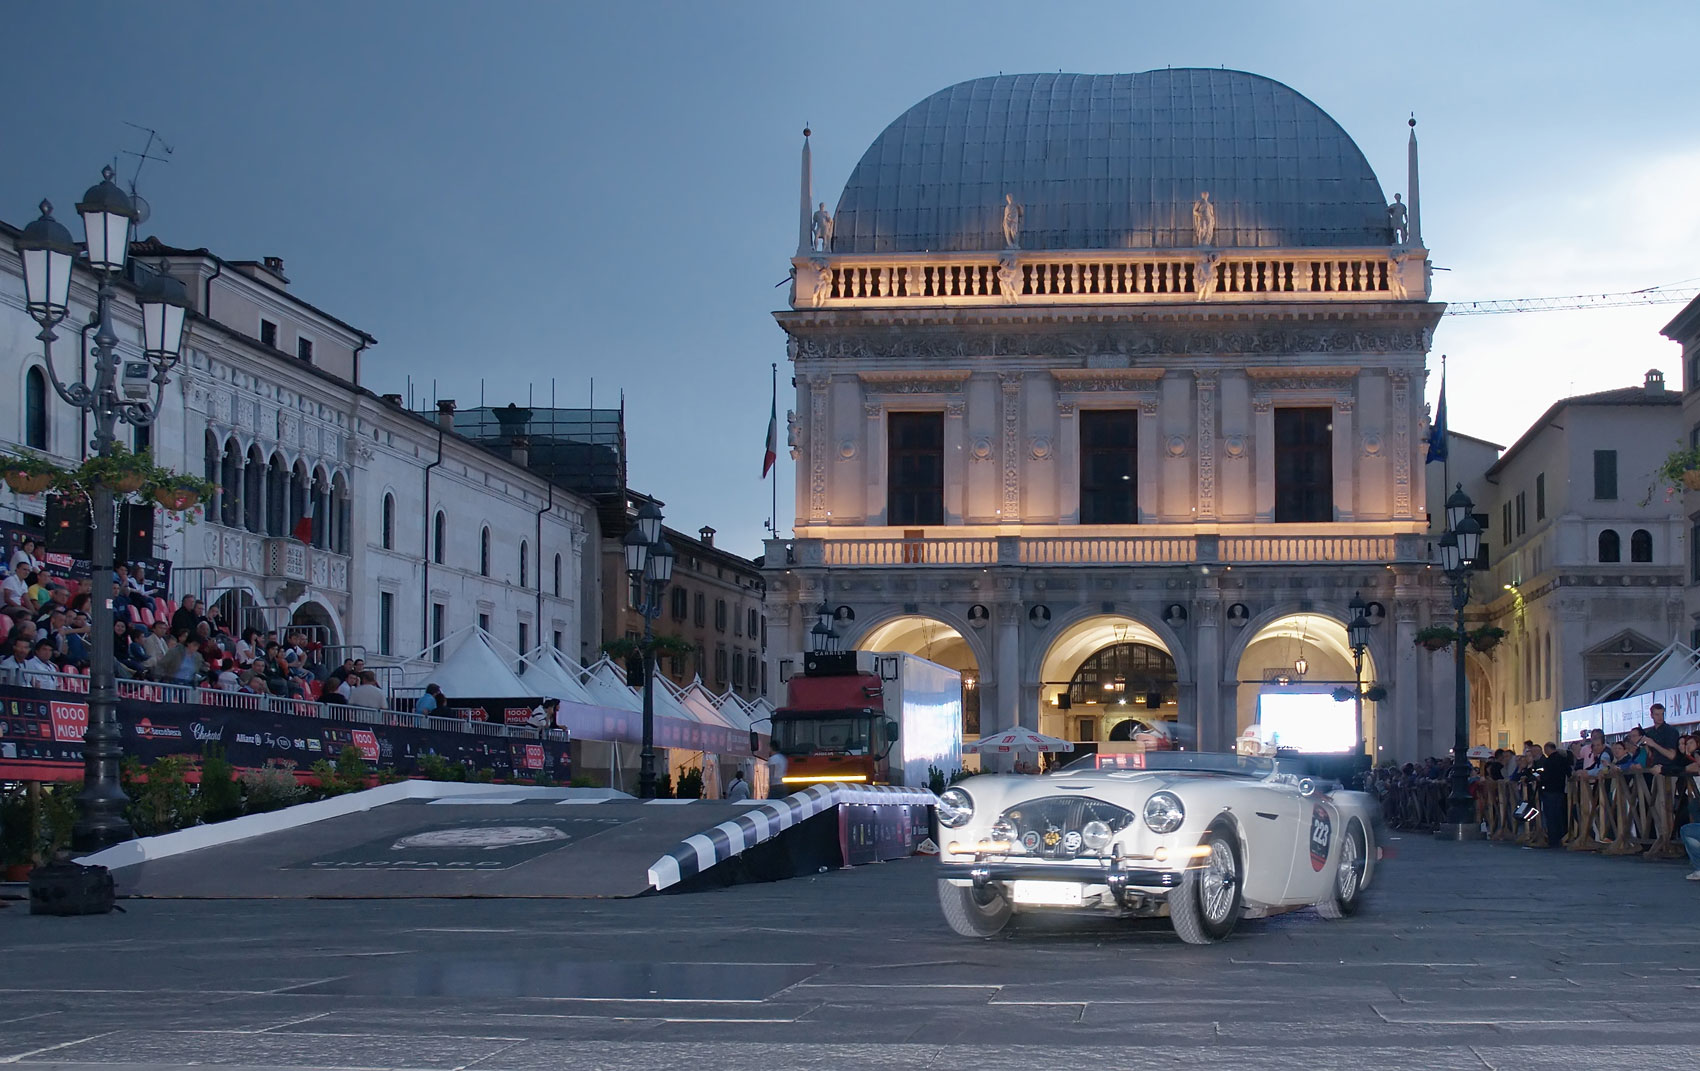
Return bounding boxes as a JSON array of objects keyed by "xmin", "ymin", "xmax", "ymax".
[{"xmin": 0, "ymin": 540, "xmax": 393, "ymax": 711}]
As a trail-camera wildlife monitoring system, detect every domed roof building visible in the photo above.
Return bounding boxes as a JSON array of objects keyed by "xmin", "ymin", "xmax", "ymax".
[
  {"xmin": 831, "ymin": 70, "xmax": 1392, "ymax": 254},
  {"xmin": 767, "ymin": 70, "xmax": 1452, "ymax": 772}
]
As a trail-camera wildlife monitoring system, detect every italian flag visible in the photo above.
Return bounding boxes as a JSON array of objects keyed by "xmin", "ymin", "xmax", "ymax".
[
  {"xmin": 761, "ymin": 385, "xmax": 777, "ymax": 478},
  {"xmin": 292, "ymin": 498, "xmax": 314, "ymax": 544}
]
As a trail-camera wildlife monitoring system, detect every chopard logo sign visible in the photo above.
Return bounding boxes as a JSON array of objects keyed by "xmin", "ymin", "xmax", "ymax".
[{"xmin": 189, "ymin": 723, "xmax": 224, "ymax": 742}]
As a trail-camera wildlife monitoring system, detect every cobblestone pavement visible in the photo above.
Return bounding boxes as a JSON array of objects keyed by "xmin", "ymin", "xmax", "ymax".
[{"xmin": 1, "ymin": 831, "xmax": 1697, "ymax": 1070}]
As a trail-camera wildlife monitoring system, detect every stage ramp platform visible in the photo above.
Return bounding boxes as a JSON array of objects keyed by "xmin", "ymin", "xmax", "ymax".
[{"xmin": 82, "ymin": 782, "xmax": 935, "ymax": 900}]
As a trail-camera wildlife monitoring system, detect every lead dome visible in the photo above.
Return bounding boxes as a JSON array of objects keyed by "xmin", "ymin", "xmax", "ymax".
[{"xmin": 829, "ymin": 69, "xmax": 1392, "ymax": 254}]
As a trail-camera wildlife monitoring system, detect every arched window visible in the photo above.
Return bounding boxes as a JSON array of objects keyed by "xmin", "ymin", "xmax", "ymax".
[
  {"xmin": 479, "ymin": 527, "xmax": 491, "ymax": 576},
  {"xmin": 221, "ymin": 439, "xmax": 243, "ymax": 528},
  {"xmin": 1598, "ymin": 529, "xmax": 1621, "ymax": 563},
  {"xmin": 1631, "ymin": 528, "xmax": 1653, "ymax": 563},
  {"xmin": 519, "ymin": 541, "xmax": 529, "ymax": 587},
  {"xmin": 432, "ymin": 511, "xmax": 446, "ymax": 564},
  {"xmin": 24, "ymin": 368, "xmax": 47, "ymax": 450},
  {"xmin": 381, "ymin": 494, "xmax": 395, "ymax": 550},
  {"xmin": 553, "ymin": 554, "xmax": 562, "ymax": 597}
]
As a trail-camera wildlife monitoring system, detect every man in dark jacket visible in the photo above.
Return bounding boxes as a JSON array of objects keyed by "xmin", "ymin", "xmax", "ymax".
[{"xmin": 1530, "ymin": 742, "xmax": 1574, "ymax": 848}]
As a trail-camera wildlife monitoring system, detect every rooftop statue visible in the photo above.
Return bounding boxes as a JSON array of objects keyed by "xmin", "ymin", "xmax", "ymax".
[
  {"xmin": 1192, "ymin": 191, "xmax": 1217, "ymax": 247},
  {"xmin": 1196, "ymin": 253, "xmax": 1220, "ymax": 301},
  {"xmin": 1002, "ymin": 193, "xmax": 1024, "ymax": 249},
  {"xmin": 1387, "ymin": 194, "xmax": 1408, "ymax": 245},
  {"xmin": 810, "ymin": 260, "xmax": 833, "ymax": 307},
  {"xmin": 810, "ymin": 203, "xmax": 834, "ymax": 252},
  {"xmin": 997, "ymin": 256, "xmax": 1021, "ymax": 304}
]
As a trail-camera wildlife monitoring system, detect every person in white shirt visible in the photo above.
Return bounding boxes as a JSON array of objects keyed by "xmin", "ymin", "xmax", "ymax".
[
  {"xmin": 527, "ymin": 697, "xmax": 560, "ymax": 737},
  {"xmin": 21, "ymin": 639, "xmax": 60, "ymax": 690},
  {"xmin": 725, "ymin": 771, "xmax": 752, "ymax": 802},
  {"xmin": 0, "ymin": 568, "xmax": 26, "ymax": 610},
  {"xmin": 0, "ymin": 637, "xmax": 32, "ymax": 685},
  {"xmin": 346, "ymin": 671, "xmax": 388, "ymax": 710}
]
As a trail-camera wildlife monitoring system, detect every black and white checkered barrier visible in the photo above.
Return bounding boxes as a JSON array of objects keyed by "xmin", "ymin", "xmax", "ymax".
[{"xmin": 646, "ymin": 782, "xmax": 937, "ymax": 891}]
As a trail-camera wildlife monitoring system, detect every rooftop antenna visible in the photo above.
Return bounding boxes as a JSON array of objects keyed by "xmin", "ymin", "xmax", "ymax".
[{"xmin": 121, "ymin": 121, "xmax": 174, "ymax": 228}]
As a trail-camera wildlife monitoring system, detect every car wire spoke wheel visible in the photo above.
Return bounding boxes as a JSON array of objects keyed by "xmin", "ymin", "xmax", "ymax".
[
  {"xmin": 1316, "ymin": 820, "xmax": 1368, "ymax": 920},
  {"xmin": 1201, "ymin": 838, "xmax": 1238, "ymax": 924}
]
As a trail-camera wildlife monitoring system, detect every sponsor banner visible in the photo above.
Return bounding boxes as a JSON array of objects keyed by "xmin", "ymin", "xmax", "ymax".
[
  {"xmin": 50, "ymin": 701, "xmax": 88, "ymax": 743},
  {"xmin": 0, "ymin": 688, "xmax": 570, "ymax": 783},
  {"xmin": 503, "ymin": 707, "xmax": 534, "ymax": 727}
]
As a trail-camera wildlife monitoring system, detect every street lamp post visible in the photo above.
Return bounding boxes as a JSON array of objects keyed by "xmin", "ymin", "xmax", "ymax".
[
  {"xmin": 622, "ymin": 501, "xmax": 672, "ymax": 798},
  {"xmin": 16, "ymin": 171, "xmax": 190, "ymax": 852},
  {"xmin": 1436, "ymin": 483, "xmax": 1484, "ymax": 841},
  {"xmin": 1347, "ymin": 591, "xmax": 1374, "ymax": 758}
]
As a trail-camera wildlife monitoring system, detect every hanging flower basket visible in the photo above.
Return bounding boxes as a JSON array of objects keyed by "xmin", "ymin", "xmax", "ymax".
[
  {"xmin": 1684, "ymin": 471, "xmax": 1700, "ymax": 491},
  {"xmin": 108, "ymin": 472, "xmax": 148, "ymax": 494},
  {"xmin": 153, "ymin": 487, "xmax": 200, "ymax": 512},
  {"xmin": 1468, "ymin": 626, "xmax": 1507, "ymax": 654},
  {"xmin": 1414, "ymin": 625, "xmax": 1457, "ymax": 652},
  {"xmin": 4, "ymin": 471, "xmax": 53, "ymax": 495}
]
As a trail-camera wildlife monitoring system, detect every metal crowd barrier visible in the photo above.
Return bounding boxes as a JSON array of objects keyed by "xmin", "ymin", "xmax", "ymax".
[{"xmin": 11, "ymin": 671, "xmax": 565, "ymax": 745}]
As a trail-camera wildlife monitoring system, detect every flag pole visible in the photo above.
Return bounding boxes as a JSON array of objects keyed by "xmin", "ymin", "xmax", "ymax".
[
  {"xmin": 1440, "ymin": 353, "xmax": 1449, "ymax": 502},
  {"xmin": 770, "ymin": 362, "xmax": 779, "ymax": 538}
]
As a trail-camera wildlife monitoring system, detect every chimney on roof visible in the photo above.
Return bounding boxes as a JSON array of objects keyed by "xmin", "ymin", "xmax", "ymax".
[
  {"xmin": 1646, "ymin": 369, "xmax": 1666, "ymax": 395},
  {"xmin": 234, "ymin": 256, "xmax": 290, "ymax": 288},
  {"xmin": 699, "ymin": 526, "xmax": 716, "ymax": 547},
  {"xmin": 437, "ymin": 399, "xmax": 456, "ymax": 430},
  {"xmin": 510, "ymin": 435, "xmax": 529, "ymax": 468},
  {"xmin": 381, "ymin": 393, "xmax": 402, "ymax": 405}
]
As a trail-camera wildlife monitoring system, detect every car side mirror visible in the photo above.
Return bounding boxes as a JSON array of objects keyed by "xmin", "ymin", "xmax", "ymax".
[
  {"xmin": 885, "ymin": 717, "xmax": 900, "ymax": 741},
  {"xmin": 749, "ymin": 730, "xmax": 760, "ymax": 754}
]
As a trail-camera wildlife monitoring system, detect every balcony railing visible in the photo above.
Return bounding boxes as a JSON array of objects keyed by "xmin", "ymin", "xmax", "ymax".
[
  {"xmin": 799, "ymin": 247, "xmax": 1414, "ymax": 309},
  {"xmin": 783, "ymin": 531, "xmax": 1417, "ymax": 568},
  {"xmin": 196, "ymin": 521, "xmax": 350, "ymax": 592}
]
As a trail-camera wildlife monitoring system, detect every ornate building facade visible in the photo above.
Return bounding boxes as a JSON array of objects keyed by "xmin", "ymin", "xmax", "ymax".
[{"xmin": 764, "ymin": 70, "xmax": 1455, "ymax": 762}]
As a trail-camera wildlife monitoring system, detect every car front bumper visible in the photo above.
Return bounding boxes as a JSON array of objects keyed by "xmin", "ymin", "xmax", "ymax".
[{"xmin": 937, "ymin": 860, "xmax": 1183, "ymax": 890}]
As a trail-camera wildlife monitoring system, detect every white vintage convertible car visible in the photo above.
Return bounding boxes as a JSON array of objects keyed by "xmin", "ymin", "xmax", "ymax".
[{"xmin": 934, "ymin": 749, "xmax": 1378, "ymax": 943}]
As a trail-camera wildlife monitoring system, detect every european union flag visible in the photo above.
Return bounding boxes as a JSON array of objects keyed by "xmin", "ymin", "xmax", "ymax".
[{"xmin": 1425, "ymin": 371, "xmax": 1448, "ymax": 464}]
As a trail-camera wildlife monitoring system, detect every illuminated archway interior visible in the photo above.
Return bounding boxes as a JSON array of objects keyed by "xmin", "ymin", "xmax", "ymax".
[
  {"xmin": 1233, "ymin": 614, "xmax": 1377, "ymax": 755},
  {"xmin": 859, "ymin": 616, "xmax": 980, "ymax": 738},
  {"xmin": 1038, "ymin": 617, "xmax": 1175, "ymax": 743}
]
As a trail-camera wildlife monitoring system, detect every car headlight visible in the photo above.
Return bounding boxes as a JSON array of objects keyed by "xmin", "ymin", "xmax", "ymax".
[
  {"xmin": 989, "ymin": 818, "xmax": 1017, "ymax": 847},
  {"xmin": 1143, "ymin": 791, "xmax": 1185, "ymax": 834},
  {"xmin": 937, "ymin": 787, "xmax": 974, "ymax": 828},
  {"xmin": 1080, "ymin": 820, "xmax": 1113, "ymax": 852}
]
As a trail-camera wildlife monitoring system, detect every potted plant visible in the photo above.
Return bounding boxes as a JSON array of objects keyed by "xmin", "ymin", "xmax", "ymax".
[
  {"xmin": 1468, "ymin": 625, "xmax": 1507, "ymax": 654},
  {"xmin": 0, "ymin": 791, "xmax": 32, "ymax": 880},
  {"xmin": 1414, "ymin": 625, "xmax": 1458, "ymax": 652},
  {"xmin": 1657, "ymin": 446, "xmax": 1700, "ymax": 493},
  {"xmin": 148, "ymin": 474, "xmax": 217, "ymax": 514},
  {"xmin": 76, "ymin": 444, "xmax": 156, "ymax": 494},
  {"xmin": 1, "ymin": 452, "xmax": 62, "ymax": 495}
]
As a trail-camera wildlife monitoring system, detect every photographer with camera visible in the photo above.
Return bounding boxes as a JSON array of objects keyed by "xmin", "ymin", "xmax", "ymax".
[{"xmin": 1523, "ymin": 741, "xmax": 1574, "ymax": 848}]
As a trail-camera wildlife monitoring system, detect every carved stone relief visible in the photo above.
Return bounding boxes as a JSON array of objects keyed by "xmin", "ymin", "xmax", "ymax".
[
  {"xmin": 1029, "ymin": 436, "xmax": 1053, "ymax": 461},
  {"xmin": 1390, "ymin": 369, "xmax": 1412, "ymax": 516},
  {"xmin": 787, "ymin": 327, "xmax": 1427, "ymax": 363},
  {"xmin": 1196, "ymin": 371, "xmax": 1217, "ymax": 519},
  {"xmin": 809, "ymin": 379, "xmax": 829, "ymax": 520},
  {"xmin": 1000, "ymin": 374, "xmax": 1021, "ymax": 520}
]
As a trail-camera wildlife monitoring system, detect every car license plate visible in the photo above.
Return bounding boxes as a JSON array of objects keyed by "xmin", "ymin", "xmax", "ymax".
[{"xmin": 1009, "ymin": 880, "xmax": 1084, "ymax": 907}]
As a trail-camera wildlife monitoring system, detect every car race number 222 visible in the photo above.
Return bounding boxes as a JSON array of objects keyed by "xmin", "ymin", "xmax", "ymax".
[{"xmin": 1309, "ymin": 805, "xmax": 1332, "ymax": 872}]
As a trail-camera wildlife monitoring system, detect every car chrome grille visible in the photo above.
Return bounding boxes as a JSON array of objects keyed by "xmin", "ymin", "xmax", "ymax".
[{"xmin": 998, "ymin": 796, "xmax": 1135, "ymax": 860}]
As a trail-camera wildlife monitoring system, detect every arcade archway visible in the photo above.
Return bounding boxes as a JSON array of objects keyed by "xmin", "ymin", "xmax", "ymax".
[
  {"xmin": 857, "ymin": 615, "xmax": 982, "ymax": 738},
  {"xmin": 1038, "ymin": 616, "xmax": 1181, "ymax": 746},
  {"xmin": 1232, "ymin": 613, "xmax": 1377, "ymax": 756}
]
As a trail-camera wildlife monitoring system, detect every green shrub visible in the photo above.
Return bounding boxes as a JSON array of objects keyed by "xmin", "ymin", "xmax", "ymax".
[
  {"xmin": 0, "ymin": 790, "xmax": 30, "ymax": 866},
  {"xmin": 38, "ymin": 782, "xmax": 78, "ymax": 862},
  {"xmin": 417, "ymin": 754, "xmax": 465, "ymax": 782},
  {"xmin": 676, "ymin": 767, "xmax": 703, "ymax": 799},
  {"xmin": 123, "ymin": 755, "xmax": 198, "ymax": 836},
  {"xmin": 239, "ymin": 766, "xmax": 304, "ymax": 813},
  {"xmin": 199, "ymin": 746, "xmax": 243, "ymax": 823}
]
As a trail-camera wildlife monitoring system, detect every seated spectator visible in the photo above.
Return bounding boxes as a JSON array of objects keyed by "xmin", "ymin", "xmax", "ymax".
[
  {"xmin": 59, "ymin": 610, "xmax": 90, "ymax": 668},
  {"xmin": 21, "ymin": 638, "xmax": 61, "ymax": 690},
  {"xmin": 157, "ymin": 634, "xmax": 204, "ymax": 686},
  {"xmin": 238, "ymin": 671, "xmax": 269, "ymax": 695},
  {"xmin": 7, "ymin": 538, "xmax": 40, "ymax": 575},
  {"xmin": 0, "ymin": 636, "xmax": 32, "ymax": 685},
  {"xmin": 115, "ymin": 621, "xmax": 149, "ymax": 676},
  {"xmin": 114, "ymin": 565, "xmax": 154, "ymax": 610},
  {"xmin": 0, "ymin": 566, "xmax": 23, "ymax": 610},
  {"xmin": 170, "ymin": 596, "xmax": 203, "ymax": 637},
  {"xmin": 416, "ymin": 683, "xmax": 444, "ymax": 716},
  {"xmin": 213, "ymin": 660, "xmax": 240, "ymax": 691},
  {"xmin": 234, "ymin": 628, "xmax": 261, "ymax": 665},
  {"xmin": 347, "ymin": 671, "xmax": 387, "ymax": 710},
  {"xmin": 139, "ymin": 619, "xmax": 172, "ymax": 676}
]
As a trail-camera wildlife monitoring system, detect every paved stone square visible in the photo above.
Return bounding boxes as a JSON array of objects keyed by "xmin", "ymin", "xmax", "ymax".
[{"xmin": 2, "ymin": 831, "xmax": 1697, "ymax": 1069}]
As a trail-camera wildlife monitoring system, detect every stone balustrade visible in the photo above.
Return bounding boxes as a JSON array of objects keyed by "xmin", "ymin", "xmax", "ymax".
[
  {"xmin": 799, "ymin": 248, "xmax": 1416, "ymax": 309},
  {"xmin": 782, "ymin": 529, "xmax": 1416, "ymax": 568}
]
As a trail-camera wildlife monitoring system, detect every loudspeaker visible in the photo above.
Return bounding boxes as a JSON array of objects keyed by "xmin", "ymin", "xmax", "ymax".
[
  {"xmin": 44, "ymin": 498, "xmax": 91, "ymax": 556},
  {"xmin": 118, "ymin": 501, "xmax": 154, "ymax": 562}
]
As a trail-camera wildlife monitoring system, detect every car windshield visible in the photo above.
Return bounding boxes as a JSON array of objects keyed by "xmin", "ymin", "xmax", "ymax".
[
  {"xmin": 772, "ymin": 715, "xmax": 873, "ymax": 756},
  {"xmin": 1055, "ymin": 750, "xmax": 1275, "ymax": 779}
]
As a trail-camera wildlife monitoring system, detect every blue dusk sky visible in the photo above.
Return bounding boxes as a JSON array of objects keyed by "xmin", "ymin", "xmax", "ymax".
[{"xmin": 4, "ymin": 1, "xmax": 1696, "ymax": 556}]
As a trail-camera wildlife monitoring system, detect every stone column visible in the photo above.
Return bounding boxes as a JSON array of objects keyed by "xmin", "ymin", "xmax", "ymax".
[
  {"xmin": 1055, "ymin": 402, "xmax": 1078, "ymax": 523},
  {"xmin": 1332, "ymin": 397, "xmax": 1355, "ymax": 521},
  {"xmin": 1194, "ymin": 591, "xmax": 1223, "ymax": 750},
  {"xmin": 1253, "ymin": 398, "xmax": 1275, "ymax": 521},
  {"xmin": 1138, "ymin": 400, "xmax": 1160, "ymax": 521},
  {"xmin": 1391, "ymin": 591, "xmax": 1422, "ymax": 764},
  {"xmin": 944, "ymin": 402, "xmax": 966, "ymax": 523},
  {"xmin": 991, "ymin": 601, "xmax": 1023, "ymax": 770},
  {"xmin": 863, "ymin": 400, "xmax": 884, "ymax": 524}
]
